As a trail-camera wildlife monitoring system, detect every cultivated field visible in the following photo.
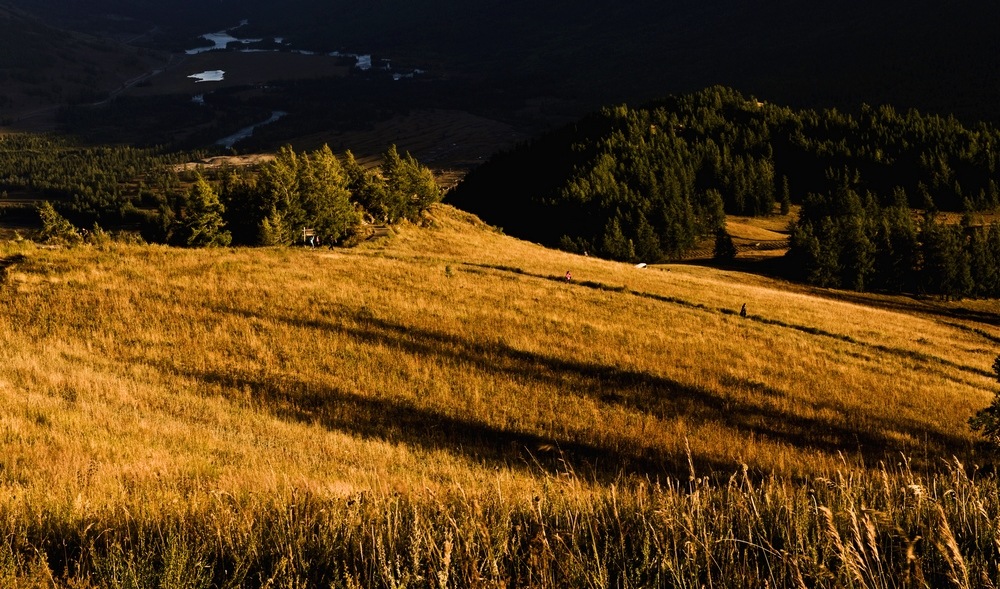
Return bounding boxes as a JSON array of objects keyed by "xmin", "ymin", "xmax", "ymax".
[{"xmin": 1, "ymin": 205, "xmax": 999, "ymax": 586}]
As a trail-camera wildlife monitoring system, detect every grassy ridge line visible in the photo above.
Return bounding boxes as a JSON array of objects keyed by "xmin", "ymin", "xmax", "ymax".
[{"xmin": 354, "ymin": 221, "xmax": 994, "ymax": 473}]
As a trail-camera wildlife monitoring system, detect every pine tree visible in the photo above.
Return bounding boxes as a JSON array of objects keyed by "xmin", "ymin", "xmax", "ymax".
[
  {"xmin": 172, "ymin": 175, "xmax": 231, "ymax": 247},
  {"xmin": 398, "ymin": 152, "xmax": 441, "ymax": 218},
  {"xmin": 779, "ymin": 175, "xmax": 791, "ymax": 215},
  {"xmin": 36, "ymin": 201, "xmax": 81, "ymax": 244},
  {"xmin": 379, "ymin": 144, "xmax": 409, "ymax": 223},
  {"xmin": 220, "ymin": 170, "xmax": 266, "ymax": 245},
  {"xmin": 696, "ymin": 189, "xmax": 726, "ymax": 234},
  {"xmin": 377, "ymin": 145, "xmax": 441, "ymax": 222},
  {"xmin": 634, "ymin": 213, "xmax": 663, "ymax": 261},
  {"xmin": 713, "ymin": 227, "xmax": 737, "ymax": 262},
  {"xmin": 872, "ymin": 204, "xmax": 918, "ymax": 293},
  {"xmin": 600, "ymin": 216, "xmax": 635, "ymax": 261},
  {"xmin": 299, "ymin": 145, "xmax": 359, "ymax": 243},
  {"xmin": 968, "ymin": 227, "xmax": 997, "ymax": 297},
  {"xmin": 790, "ymin": 217, "xmax": 841, "ymax": 287},
  {"xmin": 969, "ymin": 355, "xmax": 1000, "ymax": 445},
  {"xmin": 257, "ymin": 145, "xmax": 301, "ymax": 242},
  {"xmin": 920, "ymin": 219, "xmax": 970, "ymax": 298},
  {"xmin": 840, "ymin": 216, "xmax": 875, "ymax": 291},
  {"xmin": 257, "ymin": 207, "xmax": 287, "ymax": 246}
]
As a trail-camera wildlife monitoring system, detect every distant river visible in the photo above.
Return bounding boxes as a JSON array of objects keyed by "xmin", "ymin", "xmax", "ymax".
[
  {"xmin": 186, "ymin": 20, "xmax": 259, "ymax": 54},
  {"xmin": 216, "ymin": 111, "xmax": 288, "ymax": 149},
  {"xmin": 185, "ymin": 21, "xmax": 374, "ymax": 70}
]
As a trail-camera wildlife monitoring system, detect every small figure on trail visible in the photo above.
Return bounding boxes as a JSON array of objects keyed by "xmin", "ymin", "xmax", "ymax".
[
  {"xmin": 565, "ymin": 271, "xmax": 573, "ymax": 282},
  {"xmin": 740, "ymin": 303, "xmax": 747, "ymax": 317}
]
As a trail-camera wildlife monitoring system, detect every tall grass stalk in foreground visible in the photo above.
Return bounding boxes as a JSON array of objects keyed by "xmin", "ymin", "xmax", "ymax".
[{"xmin": 1, "ymin": 462, "xmax": 1000, "ymax": 587}]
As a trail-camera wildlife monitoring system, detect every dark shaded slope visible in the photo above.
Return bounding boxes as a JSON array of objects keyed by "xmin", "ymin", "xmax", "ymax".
[
  {"xmin": 447, "ymin": 86, "xmax": 1000, "ymax": 266},
  {"xmin": 7, "ymin": 0, "xmax": 1000, "ymax": 123},
  {"xmin": 0, "ymin": 5, "xmax": 162, "ymax": 123}
]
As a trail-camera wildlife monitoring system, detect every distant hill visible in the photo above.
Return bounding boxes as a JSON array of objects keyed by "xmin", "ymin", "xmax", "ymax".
[
  {"xmin": 0, "ymin": 0, "xmax": 233, "ymax": 44},
  {"xmin": 447, "ymin": 86, "xmax": 1000, "ymax": 267},
  {"xmin": 7, "ymin": 0, "xmax": 999, "ymax": 125},
  {"xmin": 0, "ymin": 4, "xmax": 164, "ymax": 128}
]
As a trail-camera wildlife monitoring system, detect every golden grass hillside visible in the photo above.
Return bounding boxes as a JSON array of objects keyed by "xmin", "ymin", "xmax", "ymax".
[{"xmin": 2, "ymin": 204, "xmax": 1000, "ymax": 587}]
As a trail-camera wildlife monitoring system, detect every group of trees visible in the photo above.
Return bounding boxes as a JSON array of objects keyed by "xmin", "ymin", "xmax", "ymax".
[
  {"xmin": 0, "ymin": 134, "xmax": 440, "ymax": 248},
  {"xmin": 449, "ymin": 86, "xmax": 1000, "ymax": 293},
  {"xmin": 0, "ymin": 133, "xmax": 190, "ymax": 225},
  {"xmin": 13, "ymin": 84, "xmax": 1000, "ymax": 297},
  {"xmin": 162, "ymin": 144, "xmax": 440, "ymax": 247},
  {"xmin": 788, "ymin": 174, "xmax": 1000, "ymax": 298},
  {"xmin": 448, "ymin": 102, "xmax": 743, "ymax": 262}
]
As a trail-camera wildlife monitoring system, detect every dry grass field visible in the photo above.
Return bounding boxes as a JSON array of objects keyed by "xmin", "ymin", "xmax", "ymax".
[
  {"xmin": 2, "ymin": 205, "xmax": 1000, "ymax": 586},
  {"xmin": 683, "ymin": 207, "xmax": 796, "ymax": 261}
]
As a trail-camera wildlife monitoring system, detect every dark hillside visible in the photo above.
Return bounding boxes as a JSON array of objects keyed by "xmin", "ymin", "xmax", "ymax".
[
  {"xmin": 0, "ymin": 0, "xmax": 234, "ymax": 44},
  {"xmin": 0, "ymin": 5, "xmax": 163, "ymax": 126},
  {"xmin": 6, "ymin": 0, "xmax": 1000, "ymax": 125},
  {"xmin": 447, "ymin": 86, "xmax": 1000, "ymax": 274}
]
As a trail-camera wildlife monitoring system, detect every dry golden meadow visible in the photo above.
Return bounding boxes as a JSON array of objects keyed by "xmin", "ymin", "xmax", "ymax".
[{"xmin": 2, "ymin": 204, "xmax": 1000, "ymax": 587}]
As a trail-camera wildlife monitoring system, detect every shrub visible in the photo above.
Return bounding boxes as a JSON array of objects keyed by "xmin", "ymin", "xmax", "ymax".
[
  {"xmin": 968, "ymin": 354, "xmax": 1000, "ymax": 444},
  {"xmin": 36, "ymin": 201, "xmax": 82, "ymax": 245}
]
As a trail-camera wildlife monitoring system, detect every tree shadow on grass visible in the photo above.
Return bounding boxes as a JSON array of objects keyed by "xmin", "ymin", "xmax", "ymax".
[
  {"xmin": 179, "ymin": 364, "xmax": 716, "ymax": 482},
  {"xmin": 462, "ymin": 262, "xmax": 993, "ymax": 383},
  {"xmin": 199, "ymin": 305, "xmax": 973, "ymax": 479}
]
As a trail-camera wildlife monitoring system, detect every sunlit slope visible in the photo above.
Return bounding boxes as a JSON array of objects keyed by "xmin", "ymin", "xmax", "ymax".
[{"xmin": 0, "ymin": 204, "xmax": 994, "ymax": 508}]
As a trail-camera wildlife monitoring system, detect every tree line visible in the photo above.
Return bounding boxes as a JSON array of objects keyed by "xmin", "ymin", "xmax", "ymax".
[
  {"xmin": 0, "ymin": 133, "xmax": 190, "ymax": 225},
  {"xmin": 788, "ymin": 172, "xmax": 1000, "ymax": 298},
  {"xmin": 167, "ymin": 144, "xmax": 440, "ymax": 247},
  {"xmin": 1, "ymin": 134, "xmax": 440, "ymax": 247}
]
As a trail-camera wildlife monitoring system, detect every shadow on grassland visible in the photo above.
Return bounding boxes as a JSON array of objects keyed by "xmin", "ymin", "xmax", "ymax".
[
  {"xmin": 179, "ymin": 365, "xmax": 703, "ymax": 481},
  {"xmin": 0, "ymin": 253, "xmax": 27, "ymax": 282},
  {"xmin": 193, "ymin": 306, "xmax": 972, "ymax": 479},
  {"xmin": 463, "ymin": 263, "xmax": 993, "ymax": 384}
]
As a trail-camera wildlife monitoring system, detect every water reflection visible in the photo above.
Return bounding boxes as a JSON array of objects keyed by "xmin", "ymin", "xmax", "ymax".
[
  {"xmin": 216, "ymin": 111, "xmax": 288, "ymax": 149},
  {"xmin": 186, "ymin": 23, "xmax": 418, "ymax": 75},
  {"xmin": 186, "ymin": 20, "xmax": 259, "ymax": 54},
  {"xmin": 188, "ymin": 70, "xmax": 226, "ymax": 83}
]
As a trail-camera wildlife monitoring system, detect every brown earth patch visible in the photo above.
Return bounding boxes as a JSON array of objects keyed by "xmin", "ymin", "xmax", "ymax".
[
  {"xmin": 174, "ymin": 154, "xmax": 277, "ymax": 171},
  {"xmin": 682, "ymin": 208, "xmax": 796, "ymax": 262}
]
